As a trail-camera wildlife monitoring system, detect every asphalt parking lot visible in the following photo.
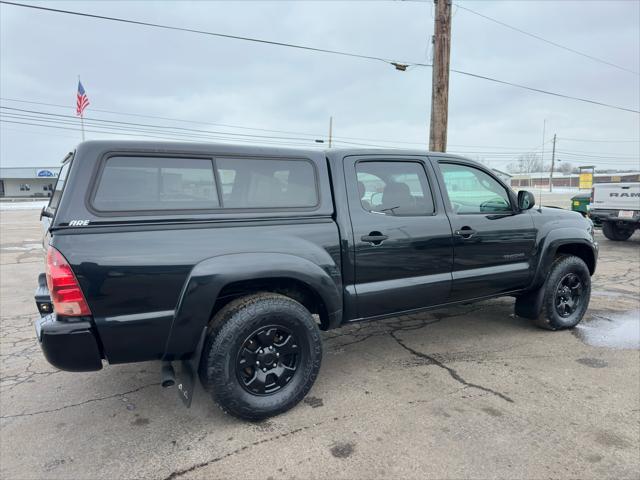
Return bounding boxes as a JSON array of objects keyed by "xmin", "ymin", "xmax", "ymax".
[{"xmin": 1, "ymin": 206, "xmax": 639, "ymax": 480}]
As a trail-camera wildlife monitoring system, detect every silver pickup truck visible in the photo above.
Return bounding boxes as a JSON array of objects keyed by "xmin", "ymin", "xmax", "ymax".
[{"xmin": 590, "ymin": 182, "xmax": 640, "ymax": 241}]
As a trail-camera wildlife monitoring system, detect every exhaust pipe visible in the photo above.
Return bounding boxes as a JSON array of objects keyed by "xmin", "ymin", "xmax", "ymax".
[{"xmin": 161, "ymin": 361, "xmax": 175, "ymax": 388}]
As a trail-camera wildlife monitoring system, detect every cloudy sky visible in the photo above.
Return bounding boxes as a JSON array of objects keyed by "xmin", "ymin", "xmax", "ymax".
[{"xmin": 1, "ymin": 0, "xmax": 639, "ymax": 171}]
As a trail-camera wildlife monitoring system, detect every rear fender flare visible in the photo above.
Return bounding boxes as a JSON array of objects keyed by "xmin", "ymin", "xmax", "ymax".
[{"xmin": 163, "ymin": 252, "xmax": 342, "ymax": 360}]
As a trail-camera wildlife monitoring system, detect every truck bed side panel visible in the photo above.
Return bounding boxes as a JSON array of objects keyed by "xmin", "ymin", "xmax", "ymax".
[{"xmin": 52, "ymin": 219, "xmax": 341, "ymax": 363}]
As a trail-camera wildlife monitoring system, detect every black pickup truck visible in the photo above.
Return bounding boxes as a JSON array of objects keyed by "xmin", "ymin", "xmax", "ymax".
[{"xmin": 35, "ymin": 140, "xmax": 597, "ymax": 420}]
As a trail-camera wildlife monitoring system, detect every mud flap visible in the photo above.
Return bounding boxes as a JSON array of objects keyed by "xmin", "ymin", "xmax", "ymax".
[
  {"xmin": 514, "ymin": 282, "xmax": 546, "ymax": 320},
  {"xmin": 176, "ymin": 327, "xmax": 207, "ymax": 408}
]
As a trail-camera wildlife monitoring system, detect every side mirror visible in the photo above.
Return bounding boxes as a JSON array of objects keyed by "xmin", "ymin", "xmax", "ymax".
[{"xmin": 517, "ymin": 190, "xmax": 535, "ymax": 210}]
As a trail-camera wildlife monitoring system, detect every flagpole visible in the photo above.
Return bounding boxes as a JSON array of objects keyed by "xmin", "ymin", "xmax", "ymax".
[{"xmin": 78, "ymin": 75, "xmax": 85, "ymax": 141}]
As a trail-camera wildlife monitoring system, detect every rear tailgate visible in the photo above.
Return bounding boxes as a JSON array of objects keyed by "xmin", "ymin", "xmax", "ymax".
[{"xmin": 592, "ymin": 183, "xmax": 640, "ymax": 211}]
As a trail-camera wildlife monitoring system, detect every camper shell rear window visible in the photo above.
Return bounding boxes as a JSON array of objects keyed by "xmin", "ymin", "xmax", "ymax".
[{"xmin": 45, "ymin": 154, "xmax": 72, "ymax": 215}]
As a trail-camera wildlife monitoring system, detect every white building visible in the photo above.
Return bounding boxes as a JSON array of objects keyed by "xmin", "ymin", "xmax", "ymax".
[
  {"xmin": 0, "ymin": 167, "xmax": 60, "ymax": 198},
  {"xmin": 510, "ymin": 171, "xmax": 640, "ymax": 189}
]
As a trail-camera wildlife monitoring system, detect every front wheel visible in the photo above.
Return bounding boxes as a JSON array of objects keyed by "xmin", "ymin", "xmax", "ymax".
[
  {"xmin": 516, "ymin": 255, "xmax": 591, "ymax": 330},
  {"xmin": 602, "ymin": 221, "xmax": 634, "ymax": 241},
  {"xmin": 199, "ymin": 293, "xmax": 322, "ymax": 421}
]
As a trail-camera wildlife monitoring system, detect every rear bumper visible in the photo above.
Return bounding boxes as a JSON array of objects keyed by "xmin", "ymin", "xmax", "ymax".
[
  {"xmin": 34, "ymin": 274, "xmax": 102, "ymax": 372},
  {"xmin": 590, "ymin": 209, "xmax": 639, "ymax": 225},
  {"xmin": 35, "ymin": 314, "xmax": 103, "ymax": 372}
]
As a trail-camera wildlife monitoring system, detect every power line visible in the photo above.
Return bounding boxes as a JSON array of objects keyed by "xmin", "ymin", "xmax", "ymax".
[
  {"xmin": 0, "ymin": 106, "xmax": 331, "ymax": 144},
  {"xmin": 0, "ymin": 116, "xmax": 338, "ymax": 148},
  {"xmin": 442, "ymin": 67, "xmax": 638, "ymax": 114},
  {"xmin": 0, "ymin": 1, "xmax": 398, "ymax": 65},
  {"xmin": 553, "ymin": 148, "xmax": 638, "ymax": 158},
  {"xmin": 2, "ymin": 110, "xmax": 556, "ymax": 154},
  {"xmin": 1, "ymin": 109, "xmax": 336, "ymax": 147},
  {"xmin": 0, "ymin": 118, "xmax": 331, "ymax": 148},
  {"xmin": 1, "ymin": 1, "xmax": 638, "ymax": 114},
  {"xmin": 555, "ymin": 150, "xmax": 640, "ymax": 160},
  {"xmin": 0, "ymin": 109, "xmax": 557, "ymax": 157},
  {"xmin": 3, "ymin": 105, "xmax": 638, "ymax": 161},
  {"xmin": 1, "ymin": 110, "xmax": 570, "ymax": 158},
  {"xmin": 6, "ymin": 116, "xmax": 638, "ymax": 167},
  {"xmin": 0, "ymin": 125, "xmax": 82, "ymax": 140},
  {"xmin": 558, "ymin": 137, "xmax": 640, "ymax": 144},
  {"xmin": 0, "ymin": 97, "xmax": 413, "ymax": 146},
  {"xmin": 0, "ymin": 98, "xmax": 567, "ymax": 151},
  {"xmin": 0, "ymin": 97, "xmax": 328, "ymax": 138},
  {"xmin": 455, "ymin": 4, "xmax": 640, "ymax": 76},
  {"xmin": 0, "ymin": 108, "xmax": 401, "ymax": 149}
]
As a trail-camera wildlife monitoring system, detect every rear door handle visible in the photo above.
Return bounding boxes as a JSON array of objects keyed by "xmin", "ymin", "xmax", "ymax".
[
  {"xmin": 455, "ymin": 227, "xmax": 477, "ymax": 239},
  {"xmin": 361, "ymin": 232, "xmax": 389, "ymax": 245}
]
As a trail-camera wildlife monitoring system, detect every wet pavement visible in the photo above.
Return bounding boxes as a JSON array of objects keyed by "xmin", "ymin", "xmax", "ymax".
[
  {"xmin": 574, "ymin": 310, "xmax": 640, "ymax": 350},
  {"xmin": 1, "ymin": 209, "xmax": 638, "ymax": 480}
]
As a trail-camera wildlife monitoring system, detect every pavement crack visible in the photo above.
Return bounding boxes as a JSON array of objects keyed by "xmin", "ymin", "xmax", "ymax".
[
  {"xmin": 0, "ymin": 382, "xmax": 160, "ymax": 419},
  {"xmin": 324, "ymin": 309, "xmax": 460, "ymax": 352},
  {"xmin": 163, "ymin": 415, "xmax": 351, "ymax": 480},
  {"xmin": 389, "ymin": 331, "xmax": 514, "ymax": 404}
]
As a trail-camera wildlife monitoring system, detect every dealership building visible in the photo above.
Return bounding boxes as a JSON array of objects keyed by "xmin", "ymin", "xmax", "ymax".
[{"xmin": 0, "ymin": 167, "xmax": 60, "ymax": 198}]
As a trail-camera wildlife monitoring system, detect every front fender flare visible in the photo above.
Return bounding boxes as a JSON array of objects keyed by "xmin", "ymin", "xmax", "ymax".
[
  {"xmin": 163, "ymin": 252, "xmax": 342, "ymax": 360},
  {"xmin": 530, "ymin": 227, "xmax": 597, "ymax": 290}
]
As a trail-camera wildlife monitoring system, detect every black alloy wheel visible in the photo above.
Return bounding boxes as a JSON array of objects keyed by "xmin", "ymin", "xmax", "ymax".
[
  {"xmin": 199, "ymin": 292, "xmax": 322, "ymax": 421},
  {"xmin": 236, "ymin": 326, "xmax": 300, "ymax": 395},
  {"xmin": 515, "ymin": 254, "xmax": 592, "ymax": 330},
  {"xmin": 554, "ymin": 273, "xmax": 583, "ymax": 318}
]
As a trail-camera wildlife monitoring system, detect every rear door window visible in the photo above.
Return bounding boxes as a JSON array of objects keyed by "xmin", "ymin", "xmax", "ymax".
[
  {"xmin": 216, "ymin": 158, "xmax": 317, "ymax": 208},
  {"xmin": 93, "ymin": 156, "xmax": 219, "ymax": 211},
  {"xmin": 355, "ymin": 161, "xmax": 435, "ymax": 216}
]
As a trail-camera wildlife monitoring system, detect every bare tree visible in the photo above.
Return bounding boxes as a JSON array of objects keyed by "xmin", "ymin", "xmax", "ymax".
[
  {"xmin": 559, "ymin": 162, "xmax": 574, "ymax": 174},
  {"xmin": 506, "ymin": 162, "xmax": 519, "ymax": 173},
  {"xmin": 507, "ymin": 153, "xmax": 542, "ymax": 173}
]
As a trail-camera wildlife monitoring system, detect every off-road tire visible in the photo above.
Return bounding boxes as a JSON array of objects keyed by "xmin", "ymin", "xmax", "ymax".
[
  {"xmin": 198, "ymin": 292, "xmax": 322, "ymax": 421},
  {"xmin": 516, "ymin": 255, "xmax": 591, "ymax": 330},
  {"xmin": 602, "ymin": 221, "xmax": 634, "ymax": 241}
]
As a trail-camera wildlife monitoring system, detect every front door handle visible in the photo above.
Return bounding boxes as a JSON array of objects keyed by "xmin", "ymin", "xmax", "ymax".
[
  {"xmin": 455, "ymin": 227, "xmax": 477, "ymax": 239},
  {"xmin": 361, "ymin": 231, "xmax": 389, "ymax": 245}
]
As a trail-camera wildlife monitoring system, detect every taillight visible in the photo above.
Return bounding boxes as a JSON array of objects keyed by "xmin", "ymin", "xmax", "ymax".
[{"xmin": 45, "ymin": 246, "xmax": 92, "ymax": 316}]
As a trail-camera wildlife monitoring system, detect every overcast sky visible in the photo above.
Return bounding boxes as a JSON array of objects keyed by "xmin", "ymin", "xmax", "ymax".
[{"xmin": 1, "ymin": 0, "xmax": 639, "ymax": 171}]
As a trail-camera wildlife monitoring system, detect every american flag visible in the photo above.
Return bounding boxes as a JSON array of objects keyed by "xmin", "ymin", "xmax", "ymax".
[{"xmin": 76, "ymin": 80, "xmax": 90, "ymax": 117}]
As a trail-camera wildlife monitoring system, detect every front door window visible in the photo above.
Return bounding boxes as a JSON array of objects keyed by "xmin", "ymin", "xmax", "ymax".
[{"xmin": 440, "ymin": 163, "xmax": 512, "ymax": 214}]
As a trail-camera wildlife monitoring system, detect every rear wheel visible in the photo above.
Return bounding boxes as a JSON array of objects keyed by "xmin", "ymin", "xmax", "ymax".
[
  {"xmin": 199, "ymin": 293, "xmax": 322, "ymax": 421},
  {"xmin": 516, "ymin": 255, "xmax": 591, "ymax": 330},
  {"xmin": 602, "ymin": 221, "xmax": 634, "ymax": 241}
]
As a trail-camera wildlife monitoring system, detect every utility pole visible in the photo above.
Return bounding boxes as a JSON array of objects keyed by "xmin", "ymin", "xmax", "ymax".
[
  {"xmin": 429, "ymin": 0, "xmax": 452, "ymax": 152},
  {"xmin": 536, "ymin": 118, "xmax": 546, "ymax": 206},
  {"xmin": 549, "ymin": 134, "xmax": 557, "ymax": 192},
  {"xmin": 328, "ymin": 116, "xmax": 333, "ymax": 148}
]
